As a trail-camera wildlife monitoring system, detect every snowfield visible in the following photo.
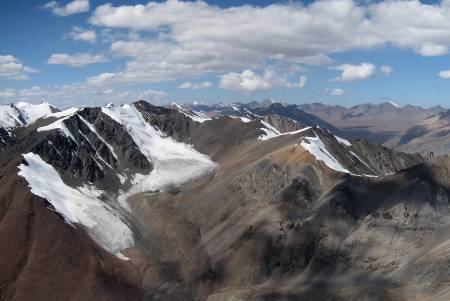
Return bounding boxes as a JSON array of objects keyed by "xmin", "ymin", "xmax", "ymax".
[
  {"xmin": 102, "ymin": 104, "xmax": 217, "ymax": 199},
  {"xmin": 15, "ymin": 101, "xmax": 54, "ymax": 124},
  {"xmin": 0, "ymin": 102, "xmax": 55, "ymax": 129},
  {"xmin": 18, "ymin": 153, "xmax": 134, "ymax": 257}
]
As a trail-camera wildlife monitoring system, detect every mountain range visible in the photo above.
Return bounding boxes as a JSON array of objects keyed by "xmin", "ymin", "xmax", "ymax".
[{"xmin": 1, "ymin": 100, "xmax": 450, "ymax": 300}]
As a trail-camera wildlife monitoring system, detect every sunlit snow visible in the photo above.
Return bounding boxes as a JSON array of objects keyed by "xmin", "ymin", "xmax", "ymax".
[
  {"xmin": 15, "ymin": 101, "xmax": 54, "ymax": 124},
  {"xmin": 300, "ymin": 135, "xmax": 351, "ymax": 173},
  {"xmin": 101, "ymin": 104, "xmax": 217, "ymax": 199},
  {"xmin": 18, "ymin": 153, "xmax": 134, "ymax": 257}
]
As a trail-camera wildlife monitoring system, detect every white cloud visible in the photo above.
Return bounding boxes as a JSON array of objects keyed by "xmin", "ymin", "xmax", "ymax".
[
  {"xmin": 326, "ymin": 88, "xmax": 345, "ymax": 96},
  {"xmin": 219, "ymin": 70, "xmax": 290, "ymax": 93},
  {"xmin": 286, "ymin": 75, "xmax": 307, "ymax": 88},
  {"xmin": 219, "ymin": 70, "xmax": 308, "ymax": 93},
  {"xmin": 43, "ymin": 0, "xmax": 89, "ymax": 17},
  {"xmin": 439, "ymin": 70, "xmax": 450, "ymax": 79},
  {"xmin": 47, "ymin": 53, "xmax": 107, "ymax": 67},
  {"xmin": 90, "ymin": 0, "xmax": 450, "ymax": 61},
  {"xmin": 78, "ymin": 0, "xmax": 450, "ymax": 85},
  {"xmin": 416, "ymin": 43, "xmax": 448, "ymax": 56},
  {"xmin": 0, "ymin": 89, "xmax": 16, "ymax": 98},
  {"xmin": 178, "ymin": 81, "xmax": 212, "ymax": 89},
  {"xmin": 86, "ymin": 72, "xmax": 116, "ymax": 85},
  {"xmin": 67, "ymin": 26, "xmax": 96, "ymax": 43},
  {"xmin": 332, "ymin": 63, "xmax": 375, "ymax": 82},
  {"xmin": 0, "ymin": 55, "xmax": 38, "ymax": 80},
  {"xmin": 380, "ymin": 65, "xmax": 394, "ymax": 76},
  {"xmin": 0, "ymin": 82, "xmax": 170, "ymax": 108},
  {"xmin": 139, "ymin": 89, "xmax": 169, "ymax": 100}
]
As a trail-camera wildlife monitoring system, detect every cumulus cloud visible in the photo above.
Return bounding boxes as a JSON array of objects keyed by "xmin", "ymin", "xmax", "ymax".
[
  {"xmin": 47, "ymin": 53, "xmax": 107, "ymax": 67},
  {"xmin": 79, "ymin": 0, "xmax": 450, "ymax": 86},
  {"xmin": 438, "ymin": 70, "xmax": 450, "ymax": 79},
  {"xmin": 332, "ymin": 63, "xmax": 375, "ymax": 82},
  {"xmin": 286, "ymin": 75, "xmax": 307, "ymax": 88},
  {"xmin": 178, "ymin": 81, "xmax": 213, "ymax": 89},
  {"xmin": 67, "ymin": 26, "xmax": 96, "ymax": 43},
  {"xmin": 90, "ymin": 0, "xmax": 450, "ymax": 58},
  {"xmin": 219, "ymin": 70, "xmax": 308, "ymax": 93},
  {"xmin": 416, "ymin": 43, "xmax": 448, "ymax": 56},
  {"xmin": 43, "ymin": 0, "xmax": 89, "ymax": 17},
  {"xmin": 220, "ymin": 70, "xmax": 275, "ymax": 93},
  {"xmin": 326, "ymin": 88, "xmax": 345, "ymax": 96},
  {"xmin": 139, "ymin": 89, "xmax": 169, "ymax": 100},
  {"xmin": 0, "ymin": 82, "xmax": 169, "ymax": 107},
  {"xmin": 0, "ymin": 55, "xmax": 38, "ymax": 80},
  {"xmin": 380, "ymin": 65, "xmax": 394, "ymax": 76}
]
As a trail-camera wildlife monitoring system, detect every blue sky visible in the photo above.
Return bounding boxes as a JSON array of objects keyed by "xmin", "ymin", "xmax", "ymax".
[{"xmin": 1, "ymin": 0, "xmax": 450, "ymax": 108}]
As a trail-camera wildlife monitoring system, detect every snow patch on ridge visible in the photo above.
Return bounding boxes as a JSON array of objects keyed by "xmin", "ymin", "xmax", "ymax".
[
  {"xmin": 37, "ymin": 117, "xmax": 76, "ymax": 142},
  {"xmin": 187, "ymin": 110, "xmax": 211, "ymax": 123},
  {"xmin": 258, "ymin": 120, "xmax": 312, "ymax": 141},
  {"xmin": 335, "ymin": 135, "xmax": 352, "ymax": 147},
  {"xmin": 170, "ymin": 104, "xmax": 211, "ymax": 123},
  {"xmin": 18, "ymin": 153, "xmax": 134, "ymax": 257},
  {"xmin": 259, "ymin": 120, "xmax": 282, "ymax": 140},
  {"xmin": 300, "ymin": 136, "xmax": 351, "ymax": 174}
]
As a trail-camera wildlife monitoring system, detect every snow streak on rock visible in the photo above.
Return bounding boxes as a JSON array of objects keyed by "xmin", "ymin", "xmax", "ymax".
[{"xmin": 300, "ymin": 135, "xmax": 352, "ymax": 174}]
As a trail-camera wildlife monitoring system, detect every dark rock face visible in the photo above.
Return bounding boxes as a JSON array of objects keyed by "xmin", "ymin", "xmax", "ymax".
[
  {"xmin": 262, "ymin": 114, "xmax": 305, "ymax": 133},
  {"xmin": 350, "ymin": 139, "xmax": 424, "ymax": 174},
  {"xmin": 77, "ymin": 107, "xmax": 151, "ymax": 173},
  {"xmin": 134, "ymin": 100, "xmax": 198, "ymax": 143},
  {"xmin": 249, "ymin": 103, "xmax": 342, "ymax": 135},
  {"xmin": 0, "ymin": 127, "xmax": 13, "ymax": 154},
  {"xmin": 15, "ymin": 106, "xmax": 153, "ymax": 191}
]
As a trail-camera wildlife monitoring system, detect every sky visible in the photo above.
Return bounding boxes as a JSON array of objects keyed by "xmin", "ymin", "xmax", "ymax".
[{"xmin": 1, "ymin": 0, "xmax": 450, "ymax": 108}]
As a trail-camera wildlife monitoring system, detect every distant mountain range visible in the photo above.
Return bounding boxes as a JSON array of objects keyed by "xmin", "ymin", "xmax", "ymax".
[
  {"xmin": 174, "ymin": 100, "xmax": 449, "ymax": 156},
  {"xmin": 299, "ymin": 101, "xmax": 446, "ymax": 143}
]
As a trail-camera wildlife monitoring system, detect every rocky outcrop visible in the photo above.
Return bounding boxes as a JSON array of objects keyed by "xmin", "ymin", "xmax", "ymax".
[
  {"xmin": 249, "ymin": 103, "xmax": 342, "ymax": 135},
  {"xmin": 0, "ymin": 127, "xmax": 13, "ymax": 154},
  {"xmin": 30, "ymin": 108, "xmax": 151, "ymax": 190},
  {"xmin": 349, "ymin": 139, "xmax": 424, "ymax": 174},
  {"xmin": 134, "ymin": 100, "xmax": 198, "ymax": 142}
]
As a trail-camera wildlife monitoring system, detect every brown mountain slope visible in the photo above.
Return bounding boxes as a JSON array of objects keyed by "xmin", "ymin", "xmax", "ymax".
[
  {"xmin": 0, "ymin": 154, "xmax": 143, "ymax": 301},
  {"xmin": 127, "ymin": 140, "xmax": 450, "ymax": 300},
  {"xmin": 0, "ymin": 101, "xmax": 430, "ymax": 301},
  {"xmin": 385, "ymin": 109, "xmax": 450, "ymax": 156}
]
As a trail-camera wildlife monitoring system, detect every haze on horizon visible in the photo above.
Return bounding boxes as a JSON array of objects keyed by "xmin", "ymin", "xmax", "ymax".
[{"xmin": 2, "ymin": 0, "xmax": 450, "ymax": 108}]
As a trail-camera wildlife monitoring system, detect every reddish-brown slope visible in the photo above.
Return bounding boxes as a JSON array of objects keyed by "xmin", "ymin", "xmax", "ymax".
[{"xmin": 0, "ymin": 155, "xmax": 143, "ymax": 301}]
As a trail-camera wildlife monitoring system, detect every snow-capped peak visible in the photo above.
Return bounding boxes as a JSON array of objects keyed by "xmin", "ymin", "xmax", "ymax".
[
  {"xmin": 387, "ymin": 101, "xmax": 401, "ymax": 108},
  {"xmin": 0, "ymin": 101, "xmax": 58, "ymax": 129},
  {"xmin": 15, "ymin": 101, "xmax": 56, "ymax": 124}
]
